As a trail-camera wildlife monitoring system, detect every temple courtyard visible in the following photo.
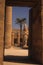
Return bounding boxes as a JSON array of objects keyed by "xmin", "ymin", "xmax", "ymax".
[{"xmin": 3, "ymin": 47, "xmax": 39, "ymax": 65}]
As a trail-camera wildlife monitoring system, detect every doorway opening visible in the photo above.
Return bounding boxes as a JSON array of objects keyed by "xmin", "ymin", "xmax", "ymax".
[
  {"xmin": 12, "ymin": 7, "xmax": 31, "ymax": 47},
  {"xmin": 4, "ymin": 6, "xmax": 34, "ymax": 65},
  {"xmin": 3, "ymin": 0, "xmax": 41, "ymax": 65}
]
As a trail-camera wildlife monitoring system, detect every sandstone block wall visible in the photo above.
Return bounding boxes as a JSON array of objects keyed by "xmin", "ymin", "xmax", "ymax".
[
  {"xmin": 0, "ymin": 0, "xmax": 5, "ymax": 65},
  {"xmin": 29, "ymin": 1, "xmax": 42, "ymax": 64},
  {"xmin": 31, "ymin": 0, "xmax": 43, "ymax": 64},
  {"xmin": 32, "ymin": 14, "xmax": 42, "ymax": 63},
  {"xmin": 41, "ymin": 0, "xmax": 43, "ymax": 64}
]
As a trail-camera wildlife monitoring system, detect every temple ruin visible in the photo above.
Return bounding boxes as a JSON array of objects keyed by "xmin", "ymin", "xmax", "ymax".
[{"xmin": 0, "ymin": 0, "xmax": 43, "ymax": 65}]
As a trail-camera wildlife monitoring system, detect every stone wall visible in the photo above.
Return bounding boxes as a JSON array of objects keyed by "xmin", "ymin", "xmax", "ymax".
[
  {"xmin": 32, "ymin": 14, "xmax": 42, "ymax": 63},
  {"xmin": 29, "ymin": 0, "xmax": 42, "ymax": 64},
  {"xmin": 41, "ymin": 0, "xmax": 43, "ymax": 64},
  {"xmin": 31, "ymin": 0, "xmax": 43, "ymax": 64},
  {"xmin": 0, "ymin": 0, "xmax": 43, "ymax": 65},
  {"xmin": 0, "ymin": 0, "xmax": 5, "ymax": 65}
]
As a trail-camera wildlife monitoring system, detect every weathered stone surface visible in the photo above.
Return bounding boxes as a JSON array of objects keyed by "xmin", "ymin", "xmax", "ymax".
[
  {"xmin": 0, "ymin": 0, "xmax": 5, "ymax": 65},
  {"xmin": 0, "ymin": 0, "xmax": 43, "ymax": 65},
  {"xmin": 29, "ymin": 1, "xmax": 42, "ymax": 64},
  {"xmin": 41, "ymin": 0, "xmax": 43, "ymax": 64},
  {"xmin": 6, "ymin": 0, "xmax": 38, "ymax": 7},
  {"xmin": 11, "ymin": 32, "xmax": 15, "ymax": 46},
  {"xmin": 5, "ymin": 6, "xmax": 12, "ymax": 48},
  {"xmin": 11, "ymin": 29, "xmax": 20, "ymax": 46}
]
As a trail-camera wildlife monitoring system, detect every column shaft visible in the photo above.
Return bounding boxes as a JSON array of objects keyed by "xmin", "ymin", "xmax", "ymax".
[{"xmin": 5, "ymin": 6, "xmax": 12, "ymax": 48}]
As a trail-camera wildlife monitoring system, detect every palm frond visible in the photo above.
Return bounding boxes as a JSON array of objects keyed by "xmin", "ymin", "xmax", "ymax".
[{"xmin": 15, "ymin": 18, "xmax": 26, "ymax": 24}]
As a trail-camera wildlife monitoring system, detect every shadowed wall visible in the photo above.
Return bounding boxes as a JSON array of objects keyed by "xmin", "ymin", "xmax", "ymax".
[
  {"xmin": 0, "ymin": 0, "xmax": 5, "ymax": 65},
  {"xmin": 41, "ymin": 0, "xmax": 43, "ymax": 64}
]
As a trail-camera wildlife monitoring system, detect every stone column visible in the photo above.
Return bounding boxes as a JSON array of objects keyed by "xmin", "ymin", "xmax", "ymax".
[
  {"xmin": 11, "ymin": 32, "xmax": 15, "ymax": 46},
  {"xmin": 5, "ymin": 6, "xmax": 12, "ymax": 48},
  {"xmin": 17, "ymin": 31, "xmax": 20, "ymax": 46}
]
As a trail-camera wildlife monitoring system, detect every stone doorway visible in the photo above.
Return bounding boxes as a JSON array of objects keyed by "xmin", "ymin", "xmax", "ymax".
[{"xmin": 0, "ymin": 0, "xmax": 43, "ymax": 65}]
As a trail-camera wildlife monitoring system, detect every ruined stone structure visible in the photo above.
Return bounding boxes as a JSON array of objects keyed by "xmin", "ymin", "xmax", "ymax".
[
  {"xmin": 11, "ymin": 28, "xmax": 28, "ymax": 47},
  {"xmin": 11, "ymin": 29, "xmax": 20, "ymax": 46},
  {"xmin": 0, "ymin": 0, "xmax": 43, "ymax": 65},
  {"xmin": 11, "ymin": 31, "xmax": 15, "ymax": 46},
  {"xmin": 23, "ymin": 23, "xmax": 29, "ymax": 46}
]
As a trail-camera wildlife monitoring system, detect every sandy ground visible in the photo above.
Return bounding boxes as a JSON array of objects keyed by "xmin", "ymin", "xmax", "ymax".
[
  {"xmin": 3, "ymin": 47, "xmax": 39, "ymax": 65},
  {"xmin": 4, "ymin": 47, "xmax": 28, "ymax": 56}
]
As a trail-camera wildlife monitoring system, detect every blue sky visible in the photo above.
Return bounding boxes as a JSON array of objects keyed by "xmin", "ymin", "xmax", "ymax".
[{"xmin": 12, "ymin": 7, "xmax": 31, "ymax": 29}]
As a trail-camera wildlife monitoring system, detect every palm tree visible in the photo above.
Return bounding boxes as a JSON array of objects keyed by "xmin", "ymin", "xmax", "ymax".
[{"xmin": 15, "ymin": 18, "xmax": 26, "ymax": 46}]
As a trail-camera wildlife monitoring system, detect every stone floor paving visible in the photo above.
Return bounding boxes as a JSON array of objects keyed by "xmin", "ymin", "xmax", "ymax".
[
  {"xmin": 3, "ymin": 62, "xmax": 39, "ymax": 65},
  {"xmin": 3, "ymin": 47, "xmax": 40, "ymax": 65}
]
